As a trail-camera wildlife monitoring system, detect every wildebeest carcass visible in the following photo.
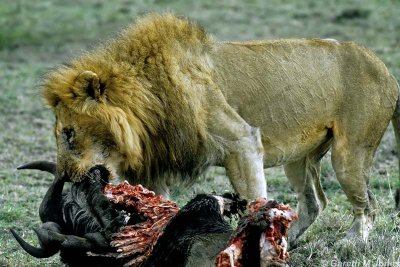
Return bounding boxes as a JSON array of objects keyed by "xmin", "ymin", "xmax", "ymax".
[{"xmin": 10, "ymin": 161, "xmax": 297, "ymax": 267}]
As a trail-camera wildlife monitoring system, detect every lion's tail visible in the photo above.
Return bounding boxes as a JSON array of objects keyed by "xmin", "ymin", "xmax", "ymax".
[{"xmin": 391, "ymin": 75, "xmax": 400, "ymax": 213}]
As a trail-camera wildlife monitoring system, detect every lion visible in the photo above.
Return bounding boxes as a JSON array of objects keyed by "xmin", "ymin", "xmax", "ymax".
[{"xmin": 41, "ymin": 13, "xmax": 400, "ymax": 244}]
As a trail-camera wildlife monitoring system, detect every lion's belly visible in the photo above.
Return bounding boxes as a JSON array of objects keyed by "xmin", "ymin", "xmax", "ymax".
[
  {"xmin": 260, "ymin": 126, "xmax": 330, "ymax": 167},
  {"xmin": 240, "ymin": 95, "xmax": 334, "ymax": 167},
  {"xmin": 237, "ymin": 91, "xmax": 335, "ymax": 168}
]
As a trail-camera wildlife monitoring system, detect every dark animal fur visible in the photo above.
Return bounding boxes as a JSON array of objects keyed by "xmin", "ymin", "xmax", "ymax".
[{"xmin": 143, "ymin": 194, "xmax": 232, "ymax": 267}]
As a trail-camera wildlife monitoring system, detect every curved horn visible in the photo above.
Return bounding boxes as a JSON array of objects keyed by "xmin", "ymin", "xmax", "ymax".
[
  {"xmin": 10, "ymin": 228, "xmax": 60, "ymax": 258},
  {"xmin": 17, "ymin": 161, "xmax": 57, "ymax": 175}
]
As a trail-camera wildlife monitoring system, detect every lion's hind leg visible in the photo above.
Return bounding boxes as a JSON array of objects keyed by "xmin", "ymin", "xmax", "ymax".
[{"xmin": 331, "ymin": 129, "xmax": 381, "ymax": 242}]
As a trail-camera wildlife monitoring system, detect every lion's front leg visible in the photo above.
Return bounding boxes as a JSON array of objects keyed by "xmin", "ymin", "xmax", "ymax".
[
  {"xmin": 208, "ymin": 101, "xmax": 267, "ymax": 200},
  {"xmin": 224, "ymin": 127, "xmax": 267, "ymax": 199}
]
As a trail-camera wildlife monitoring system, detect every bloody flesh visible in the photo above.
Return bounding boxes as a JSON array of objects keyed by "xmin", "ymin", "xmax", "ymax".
[
  {"xmin": 216, "ymin": 198, "xmax": 297, "ymax": 267},
  {"xmin": 103, "ymin": 182, "xmax": 180, "ymax": 266}
]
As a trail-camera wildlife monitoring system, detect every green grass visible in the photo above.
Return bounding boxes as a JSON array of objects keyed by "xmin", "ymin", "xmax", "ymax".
[{"xmin": 1, "ymin": 0, "xmax": 400, "ymax": 266}]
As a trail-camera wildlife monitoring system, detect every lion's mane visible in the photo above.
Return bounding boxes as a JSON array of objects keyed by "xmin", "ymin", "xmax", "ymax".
[{"xmin": 42, "ymin": 14, "xmax": 224, "ymax": 187}]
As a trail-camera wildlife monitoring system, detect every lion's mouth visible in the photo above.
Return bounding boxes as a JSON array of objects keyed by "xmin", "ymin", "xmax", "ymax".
[
  {"xmin": 83, "ymin": 164, "xmax": 119, "ymax": 184},
  {"xmin": 59, "ymin": 163, "xmax": 117, "ymax": 184}
]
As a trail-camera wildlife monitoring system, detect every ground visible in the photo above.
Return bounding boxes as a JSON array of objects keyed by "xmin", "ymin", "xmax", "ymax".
[{"xmin": 1, "ymin": 1, "xmax": 400, "ymax": 266}]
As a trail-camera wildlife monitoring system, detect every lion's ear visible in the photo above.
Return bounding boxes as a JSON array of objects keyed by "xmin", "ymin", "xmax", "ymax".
[{"xmin": 76, "ymin": 71, "xmax": 105, "ymax": 101}]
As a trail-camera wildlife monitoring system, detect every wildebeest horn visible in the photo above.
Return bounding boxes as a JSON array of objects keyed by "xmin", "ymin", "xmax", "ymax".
[
  {"xmin": 10, "ymin": 229, "xmax": 52, "ymax": 258},
  {"xmin": 17, "ymin": 161, "xmax": 64, "ymax": 224},
  {"xmin": 10, "ymin": 223, "xmax": 62, "ymax": 258},
  {"xmin": 10, "ymin": 228, "xmax": 106, "ymax": 258},
  {"xmin": 17, "ymin": 161, "xmax": 57, "ymax": 175}
]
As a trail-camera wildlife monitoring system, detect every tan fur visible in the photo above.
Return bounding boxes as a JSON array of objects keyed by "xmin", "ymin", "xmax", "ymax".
[{"xmin": 42, "ymin": 13, "xmax": 400, "ymax": 243}]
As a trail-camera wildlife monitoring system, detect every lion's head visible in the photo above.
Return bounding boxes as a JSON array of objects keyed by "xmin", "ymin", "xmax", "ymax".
[
  {"xmin": 42, "ymin": 64, "xmax": 149, "ymax": 182},
  {"xmin": 41, "ymin": 14, "xmax": 217, "ymax": 188}
]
